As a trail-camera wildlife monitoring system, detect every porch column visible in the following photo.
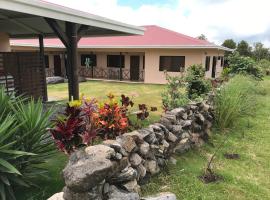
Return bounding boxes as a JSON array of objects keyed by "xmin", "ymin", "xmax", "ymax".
[
  {"xmin": 119, "ymin": 52, "xmax": 122, "ymax": 81},
  {"xmin": 38, "ymin": 34, "xmax": 48, "ymax": 101},
  {"xmin": 66, "ymin": 22, "xmax": 79, "ymax": 100}
]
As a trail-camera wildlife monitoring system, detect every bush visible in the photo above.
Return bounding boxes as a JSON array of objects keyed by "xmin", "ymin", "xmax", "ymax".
[
  {"xmin": 228, "ymin": 52, "xmax": 263, "ymax": 79},
  {"xmin": 50, "ymin": 94, "xmax": 155, "ymax": 154},
  {"xmin": 256, "ymin": 59, "xmax": 270, "ymax": 75},
  {"xmin": 185, "ymin": 64, "xmax": 211, "ymax": 100},
  {"xmin": 162, "ymin": 72, "xmax": 189, "ymax": 111},
  {"xmin": 0, "ymin": 88, "xmax": 55, "ymax": 199},
  {"xmin": 214, "ymin": 75, "xmax": 258, "ymax": 130}
]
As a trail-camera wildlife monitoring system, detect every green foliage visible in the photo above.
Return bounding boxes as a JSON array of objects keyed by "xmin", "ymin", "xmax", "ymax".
[
  {"xmin": 227, "ymin": 52, "xmax": 263, "ymax": 79},
  {"xmin": 214, "ymin": 75, "xmax": 258, "ymax": 130},
  {"xmin": 0, "ymin": 87, "xmax": 55, "ymax": 199},
  {"xmin": 236, "ymin": 40, "xmax": 252, "ymax": 57},
  {"xmin": 222, "ymin": 39, "xmax": 237, "ymax": 49},
  {"xmin": 252, "ymin": 42, "xmax": 270, "ymax": 61},
  {"xmin": 185, "ymin": 64, "xmax": 211, "ymax": 100},
  {"xmin": 256, "ymin": 59, "xmax": 270, "ymax": 75},
  {"xmin": 162, "ymin": 72, "xmax": 189, "ymax": 110}
]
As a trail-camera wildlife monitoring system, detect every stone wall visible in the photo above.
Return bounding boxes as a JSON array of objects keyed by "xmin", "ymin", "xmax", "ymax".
[{"xmin": 49, "ymin": 96, "xmax": 214, "ymax": 200}]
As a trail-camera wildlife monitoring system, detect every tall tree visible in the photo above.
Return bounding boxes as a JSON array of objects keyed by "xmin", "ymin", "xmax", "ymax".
[
  {"xmin": 222, "ymin": 39, "xmax": 236, "ymax": 49},
  {"xmin": 236, "ymin": 40, "xmax": 252, "ymax": 57},
  {"xmin": 252, "ymin": 42, "xmax": 270, "ymax": 61},
  {"xmin": 197, "ymin": 34, "xmax": 207, "ymax": 40}
]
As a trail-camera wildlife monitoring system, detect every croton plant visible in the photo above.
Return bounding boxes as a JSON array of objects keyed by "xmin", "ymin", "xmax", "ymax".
[{"xmin": 50, "ymin": 93, "xmax": 157, "ymax": 154}]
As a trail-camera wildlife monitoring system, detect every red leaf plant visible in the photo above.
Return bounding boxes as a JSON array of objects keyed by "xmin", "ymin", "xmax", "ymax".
[{"xmin": 50, "ymin": 98, "xmax": 98, "ymax": 154}]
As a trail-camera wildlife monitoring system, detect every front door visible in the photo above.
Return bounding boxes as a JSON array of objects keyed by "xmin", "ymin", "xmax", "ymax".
[
  {"xmin": 130, "ymin": 56, "xmax": 140, "ymax": 81},
  {"xmin": 211, "ymin": 56, "xmax": 217, "ymax": 78},
  {"xmin": 54, "ymin": 55, "xmax": 62, "ymax": 76}
]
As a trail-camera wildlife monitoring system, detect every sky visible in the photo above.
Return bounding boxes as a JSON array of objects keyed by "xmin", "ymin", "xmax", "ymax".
[{"xmin": 46, "ymin": 0, "xmax": 270, "ymax": 47}]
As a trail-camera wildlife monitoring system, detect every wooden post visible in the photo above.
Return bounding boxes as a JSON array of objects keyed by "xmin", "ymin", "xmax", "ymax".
[
  {"xmin": 119, "ymin": 52, "xmax": 122, "ymax": 81},
  {"xmin": 38, "ymin": 34, "xmax": 48, "ymax": 102},
  {"xmin": 66, "ymin": 22, "xmax": 79, "ymax": 100}
]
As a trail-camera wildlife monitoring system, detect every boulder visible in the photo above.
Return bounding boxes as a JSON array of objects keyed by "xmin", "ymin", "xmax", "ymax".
[
  {"xmin": 63, "ymin": 145, "xmax": 128, "ymax": 192},
  {"xmin": 142, "ymin": 192, "xmax": 177, "ymax": 200},
  {"xmin": 48, "ymin": 192, "xmax": 64, "ymax": 200},
  {"xmin": 107, "ymin": 185, "xmax": 140, "ymax": 200},
  {"xmin": 174, "ymin": 138, "xmax": 191, "ymax": 154},
  {"xmin": 123, "ymin": 179, "xmax": 140, "ymax": 193},
  {"xmin": 46, "ymin": 76, "xmax": 65, "ymax": 84},
  {"xmin": 63, "ymin": 184, "xmax": 103, "ymax": 200},
  {"xmin": 166, "ymin": 132, "xmax": 178, "ymax": 143}
]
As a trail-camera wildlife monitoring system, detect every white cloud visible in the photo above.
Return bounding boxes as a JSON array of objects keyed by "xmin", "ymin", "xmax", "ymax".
[{"xmin": 46, "ymin": 0, "xmax": 270, "ymax": 47}]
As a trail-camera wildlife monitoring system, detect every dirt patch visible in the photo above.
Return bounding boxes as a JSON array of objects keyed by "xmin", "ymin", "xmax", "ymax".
[
  {"xmin": 224, "ymin": 153, "xmax": 240, "ymax": 160},
  {"xmin": 199, "ymin": 173, "xmax": 223, "ymax": 184}
]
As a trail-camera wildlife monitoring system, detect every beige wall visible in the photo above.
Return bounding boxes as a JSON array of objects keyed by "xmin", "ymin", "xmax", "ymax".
[
  {"xmin": 144, "ymin": 48, "xmax": 224, "ymax": 84},
  {"xmin": 10, "ymin": 46, "xmax": 225, "ymax": 83},
  {"xmin": 0, "ymin": 33, "xmax": 11, "ymax": 52}
]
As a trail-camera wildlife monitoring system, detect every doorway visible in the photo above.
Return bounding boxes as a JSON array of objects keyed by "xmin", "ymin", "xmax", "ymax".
[
  {"xmin": 211, "ymin": 56, "xmax": 217, "ymax": 78},
  {"xmin": 130, "ymin": 55, "xmax": 140, "ymax": 81},
  {"xmin": 54, "ymin": 55, "xmax": 62, "ymax": 76}
]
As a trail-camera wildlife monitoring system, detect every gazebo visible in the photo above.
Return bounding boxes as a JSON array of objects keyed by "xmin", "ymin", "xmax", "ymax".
[{"xmin": 0, "ymin": 0, "xmax": 144, "ymax": 100}]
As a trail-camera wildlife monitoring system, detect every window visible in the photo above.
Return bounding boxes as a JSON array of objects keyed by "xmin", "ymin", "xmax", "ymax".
[
  {"xmin": 107, "ymin": 55, "xmax": 125, "ymax": 68},
  {"xmin": 81, "ymin": 54, "xmax": 97, "ymax": 66},
  {"xmin": 205, "ymin": 56, "xmax": 211, "ymax": 71},
  {"xmin": 44, "ymin": 55, "xmax": 49, "ymax": 68},
  {"xmin": 159, "ymin": 56, "xmax": 185, "ymax": 72}
]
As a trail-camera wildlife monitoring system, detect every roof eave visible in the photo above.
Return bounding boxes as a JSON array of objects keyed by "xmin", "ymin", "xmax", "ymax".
[{"xmin": 0, "ymin": 0, "xmax": 145, "ymax": 36}]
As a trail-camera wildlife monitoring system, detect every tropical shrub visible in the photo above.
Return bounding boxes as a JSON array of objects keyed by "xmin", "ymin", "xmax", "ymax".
[
  {"xmin": 50, "ymin": 93, "xmax": 155, "ymax": 154},
  {"xmin": 227, "ymin": 52, "xmax": 263, "ymax": 79},
  {"xmin": 256, "ymin": 59, "xmax": 270, "ymax": 75},
  {"xmin": 162, "ymin": 72, "xmax": 189, "ymax": 111},
  {"xmin": 50, "ymin": 98, "xmax": 98, "ymax": 154},
  {"xmin": 214, "ymin": 75, "xmax": 258, "ymax": 130},
  {"xmin": 185, "ymin": 64, "xmax": 211, "ymax": 100},
  {"xmin": 0, "ymin": 88, "xmax": 55, "ymax": 199}
]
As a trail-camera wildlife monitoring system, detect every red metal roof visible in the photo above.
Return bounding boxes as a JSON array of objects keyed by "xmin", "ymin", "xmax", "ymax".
[{"xmin": 11, "ymin": 25, "xmax": 217, "ymax": 48}]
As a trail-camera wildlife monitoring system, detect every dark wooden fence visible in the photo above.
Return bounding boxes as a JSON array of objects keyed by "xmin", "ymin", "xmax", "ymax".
[
  {"xmin": 0, "ymin": 52, "xmax": 47, "ymax": 100},
  {"xmin": 79, "ymin": 67, "xmax": 144, "ymax": 82}
]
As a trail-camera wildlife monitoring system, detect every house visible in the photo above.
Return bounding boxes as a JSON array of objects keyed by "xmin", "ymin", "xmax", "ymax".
[{"xmin": 11, "ymin": 25, "xmax": 231, "ymax": 84}]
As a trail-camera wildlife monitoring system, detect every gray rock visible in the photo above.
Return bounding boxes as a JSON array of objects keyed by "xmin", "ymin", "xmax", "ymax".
[
  {"xmin": 46, "ymin": 76, "xmax": 64, "ymax": 84},
  {"xmin": 142, "ymin": 192, "xmax": 177, "ymax": 200},
  {"xmin": 144, "ymin": 160, "xmax": 160, "ymax": 175},
  {"xmin": 63, "ymin": 184, "xmax": 103, "ymax": 200},
  {"xmin": 169, "ymin": 157, "xmax": 177, "ymax": 165},
  {"xmin": 174, "ymin": 138, "xmax": 191, "ymax": 154},
  {"xmin": 171, "ymin": 125, "xmax": 182, "ymax": 134},
  {"xmin": 115, "ymin": 153, "xmax": 123, "ymax": 160},
  {"xmin": 166, "ymin": 132, "xmax": 178, "ymax": 143},
  {"xmin": 130, "ymin": 153, "xmax": 142, "ymax": 167},
  {"xmin": 103, "ymin": 183, "xmax": 110, "ymax": 195},
  {"xmin": 136, "ymin": 164, "xmax": 146, "ymax": 179},
  {"xmin": 181, "ymin": 112, "xmax": 188, "ymax": 120},
  {"xmin": 117, "ymin": 135, "xmax": 137, "ymax": 153},
  {"xmin": 109, "ymin": 167, "xmax": 137, "ymax": 184},
  {"xmin": 107, "ymin": 185, "xmax": 140, "ymax": 200},
  {"xmin": 155, "ymin": 131, "xmax": 165, "ymax": 141},
  {"xmin": 63, "ymin": 146, "xmax": 128, "ymax": 192},
  {"xmin": 139, "ymin": 142, "xmax": 150, "ymax": 156},
  {"xmin": 170, "ymin": 107, "xmax": 185, "ymax": 116},
  {"xmin": 123, "ymin": 179, "xmax": 140, "ymax": 193},
  {"xmin": 180, "ymin": 120, "xmax": 192, "ymax": 128},
  {"xmin": 144, "ymin": 133, "xmax": 158, "ymax": 144},
  {"xmin": 181, "ymin": 131, "xmax": 190, "ymax": 139},
  {"xmin": 48, "ymin": 192, "xmax": 64, "ymax": 200}
]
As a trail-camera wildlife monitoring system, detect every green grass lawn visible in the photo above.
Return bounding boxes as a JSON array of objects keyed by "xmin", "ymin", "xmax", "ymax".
[
  {"xmin": 17, "ymin": 79, "xmax": 270, "ymax": 199},
  {"xmin": 142, "ymin": 78, "xmax": 270, "ymax": 200}
]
